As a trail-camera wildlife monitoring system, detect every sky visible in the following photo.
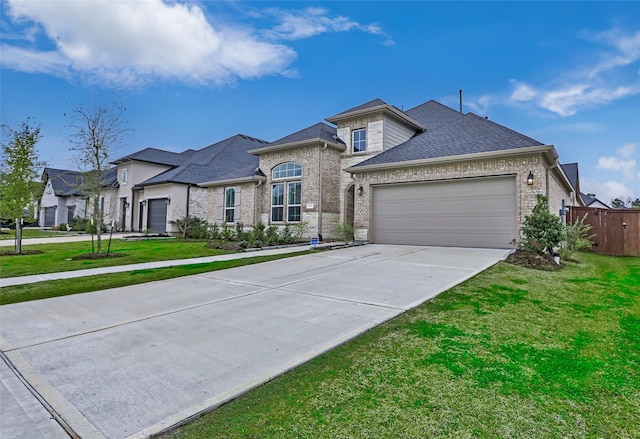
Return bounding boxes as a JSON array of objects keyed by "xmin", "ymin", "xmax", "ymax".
[{"xmin": 1, "ymin": 0, "xmax": 639, "ymax": 205}]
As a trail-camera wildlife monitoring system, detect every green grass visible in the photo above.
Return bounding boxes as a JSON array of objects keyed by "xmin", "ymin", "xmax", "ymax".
[
  {"xmin": 0, "ymin": 228, "xmax": 68, "ymax": 240},
  {"xmin": 0, "ymin": 239, "xmax": 234, "ymax": 278},
  {"xmin": 0, "ymin": 251, "xmax": 311, "ymax": 305},
  {"xmin": 160, "ymin": 252, "xmax": 640, "ymax": 439}
]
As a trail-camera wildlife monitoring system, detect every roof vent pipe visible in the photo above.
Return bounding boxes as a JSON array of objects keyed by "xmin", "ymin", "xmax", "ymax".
[{"xmin": 459, "ymin": 89, "xmax": 463, "ymax": 113}]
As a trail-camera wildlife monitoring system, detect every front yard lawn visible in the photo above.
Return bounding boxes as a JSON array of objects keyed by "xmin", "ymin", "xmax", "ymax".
[
  {"xmin": 163, "ymin": 252, "xmax": 640, "ymax": 438},
  {"xmin": 0, "ymin": 238, "xmax": 233, "ymax": 278}
]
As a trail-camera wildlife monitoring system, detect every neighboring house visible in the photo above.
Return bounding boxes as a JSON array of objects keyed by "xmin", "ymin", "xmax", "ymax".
[
  {"xmin": 39, "ymin": 167, "xmax": 120, "ymax": 228},
  {"xmin": 40, "ymin": 168, "xmax": 87, "ymax": 227},
  {"xmin": 580, "ymin": 192, "xmax": 610, "ymax": 209},
  {"xmin": 106, "ymin": 97, "xmax": 576, "ymax": 248}
]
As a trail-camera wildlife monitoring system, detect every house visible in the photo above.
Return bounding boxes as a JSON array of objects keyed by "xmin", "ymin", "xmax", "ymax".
[
  {"xmin": 580, "ymin": 193, "xmax": 610, "ymax": 209},
  {"xmin": 40, "ymin": 168, "xmax": 86, "ymax": 227},
  {"xmin": 45, "ymin": 97, "xmax": 576, "ymax": 248},
  {"xmin": 39, "ymin": 167, "xmax": 119, "ymax": 228}
]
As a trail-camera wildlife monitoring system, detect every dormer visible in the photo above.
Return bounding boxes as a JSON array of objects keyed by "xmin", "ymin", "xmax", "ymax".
[{"xmin": 325, "ymin": 98, "xmax": 425, "ymax": 157}]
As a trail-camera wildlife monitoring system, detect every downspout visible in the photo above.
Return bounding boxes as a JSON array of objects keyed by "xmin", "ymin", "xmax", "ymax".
[
  {"xmin": 186, "ymin": 184, "xmax": 191, "ymax": 218},
  {"xmin": 318, "ymin": 143, "xmax": 328, "ymax": 241},
  {"xmin": 255, "ymin": 180, "xmax": 263, "ymax": 226},
  {"xmin": 130, "ymin": 188, "xmax": 135, "ymax": 231}
]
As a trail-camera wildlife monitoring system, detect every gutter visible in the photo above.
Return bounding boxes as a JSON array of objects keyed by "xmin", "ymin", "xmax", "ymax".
[
  {"xmin": 345, "ymin": 145, "xmax": 557, "ymax": 174},
  {"xmin": 248, "ymin": 138, "xmax": 345, "ymax": 155},
  {"xmin": 318, "ymin": 143, "xmax": 328, "ymax": 240},
  {"xmin": 198, "ymin": 175, "xmax": 267, "ymax": 188}
]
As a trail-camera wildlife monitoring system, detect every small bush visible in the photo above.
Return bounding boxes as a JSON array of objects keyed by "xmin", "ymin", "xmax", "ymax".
[
  {"xmin": 220, "ymin": 223, "xmax": 235, "ymax": 241},
  {"xmin": 266, "ymin": 225, "xmax": 279, "ymax": 246},
  {"xmin": 336, "ymin": 222, "xmax": 355, "ymax": 243},
  {"xmin": 252, "ymin": 222, "xmax": 266, "ymax": 243},
  {"xmin": 170, "ymin": 216, "xmax": 209, "ymax": 239},
  {"xmin": 58, "ymin": 223, "xmax": 67, "ymax": 231},
  {"xmin": 521, "ymin": 195, "xmax": 564, "ymax": 254},
  {"xmin": 561, "ymin": 214, "xmax": 593, "ymax": 259},
  {"xmin": 290, "ymin": 221, "xmax": 310, "ymax": 242}
]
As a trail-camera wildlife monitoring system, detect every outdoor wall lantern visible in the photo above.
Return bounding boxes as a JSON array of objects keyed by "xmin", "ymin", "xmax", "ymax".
[
  {"xmin": 165, "ymin": 197, "xmax": 171, "ymax": 205},
  {"xmin": 141, "ymin": 200, "xmax": 147, "ymax": 206},
  {"xmin": 123, "ymin": 200, "xmax": 130, "ymax": 208},
  {"xmin": 357, "ymin": 185, "xmax": 364, "ymax": 196},
  {"xmin": 527, "ymin": 171, "xmax": 534, "ymax": 186}
]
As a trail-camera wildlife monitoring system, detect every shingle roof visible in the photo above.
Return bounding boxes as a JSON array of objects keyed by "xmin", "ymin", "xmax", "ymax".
[
  {"xmin": 139, "ymin": 134, "xmax": 268, "ymax": 186},
  {"xmin": 328, "ymin": 98, "xmax": 388, "ymax": 119},
  {"xmin": 43, "ymin": 168, "xmax": 83, "ymax": 196},
  {"xmin": 271, "ymin": 122, "xmax": 343, "ymax": 146},
  {"xmin": 112, "ymin": 147, "xmax": 188, "ymax": 166},
  {"xmin": 560, "ymin": 163, "xmax": 579, "ymax": 192},
  {"xmin": 101, "ymin": 167, "xmax": 119, "ymax": 187},
  {"xmin": 404, "ymin": 100, "xmax": 465, "ymax": 131},
  {"xmin": 351, "ymin": 108, "xmax": 545, "ymax": 168}
]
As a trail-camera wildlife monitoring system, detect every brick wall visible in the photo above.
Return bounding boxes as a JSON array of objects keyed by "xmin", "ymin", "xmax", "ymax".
[{"xmin": 351, "ymin": 154, "xmax": 560, "ymax": 242}]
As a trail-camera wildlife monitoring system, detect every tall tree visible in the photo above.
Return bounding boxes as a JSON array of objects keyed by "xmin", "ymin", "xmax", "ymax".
[
  {"xmin": 0, "ymin": 118, "xmax": 45, "ymax": 253},
  {"xmin": 631, "ymin": 198, "xmax": 640, "ymax": 209},
  {"xmin": 67, "ymin": 102, "xmax": 131, "ymax": 255},
  {"xmin": 610, "ymin": 198, "xmax": 626, "ymax": 209}
]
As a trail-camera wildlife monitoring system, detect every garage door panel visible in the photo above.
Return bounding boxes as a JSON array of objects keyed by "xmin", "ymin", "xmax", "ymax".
[
  {"xmin": 147, "ymin": 199, "xmax": 167, "ymax": 234},
  {"xmin": 372, "ymin": 177, "xmax": 516, "ymax": 248}
]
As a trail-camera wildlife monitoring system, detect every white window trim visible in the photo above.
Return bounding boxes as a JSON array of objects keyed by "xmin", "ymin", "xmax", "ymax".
[
  {"xmin": 121, "ymin": 168, "xmax": 128, "ymax": 185},
  {"xmin": 224, "ymin": 187, "xmax": 235, "ymax": 223},
  {"xmin": 352, "ymin": 128, "xmax": 367, "ymax": 153}
]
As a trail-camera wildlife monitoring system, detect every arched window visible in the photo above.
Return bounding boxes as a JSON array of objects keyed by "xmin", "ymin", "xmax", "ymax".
[
  {"xmin": 271, "ymin": 163, "xmax": 302, "ymax": 222},
  {"xmin": 272, "ymin": 162, "xmax": 302, "ymax": 179}
]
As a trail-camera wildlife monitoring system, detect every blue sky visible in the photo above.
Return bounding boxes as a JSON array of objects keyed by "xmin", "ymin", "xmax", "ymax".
[{"xmin": 2, "ymin": 1, "xmax": 639, "ymax": 204}]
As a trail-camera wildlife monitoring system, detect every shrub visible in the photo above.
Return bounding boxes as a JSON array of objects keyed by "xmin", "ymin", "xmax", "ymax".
[
  {"xmin": 521, "ymin": 195, "xmax": 564, "ymax": 254},
  {"xmin": 170, "ymin": 216, "xmax": 209, "ymax": 239},
  {"xmin": 561, "ymin": 214, "xmax": 593, "ymax": 259},
  {"xmin": 58, "ymin": 223, "xmax": 67, "ymax": 231},
  {"xmin": 336, "ymin": 222, "xmax": 355, "ymax": 243},
  {"xmin": 290, "ymin": 221, "xmax": 310, "ymax": 242},
  {"xmin": 252, "ymin": 222, "xmax": 266, "ymax": 243},
  {"xmin": 266, "ymin": 225, "xmax": 279, "ymax": 246},
  {"xmin": 279, "ymin": 225, "xmax": 295, "ymax": 244},
  {"xmin": 235, "ymin": 222, "xmax": 250, "ymax": 241},
  {"xmin": 220, "ymin": 223, "xmax": 235, "ymax": 241}
]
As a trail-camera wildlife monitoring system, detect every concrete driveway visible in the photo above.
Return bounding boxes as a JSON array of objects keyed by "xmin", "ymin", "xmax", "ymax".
[{"xmin": 0, "ymin": 245, "xmax": 510, "ymax": 438}]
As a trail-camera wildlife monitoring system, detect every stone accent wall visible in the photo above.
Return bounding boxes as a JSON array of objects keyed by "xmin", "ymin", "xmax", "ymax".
[
  {"xmin": 352, "ymin": 154, "xmax": 554, "ymax": 242},
  {"xmin": 189, "ymin": 186, "xmax": 209, "ymax": 220}
]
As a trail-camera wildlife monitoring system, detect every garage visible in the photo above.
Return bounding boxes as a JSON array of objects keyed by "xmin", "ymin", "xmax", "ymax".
[
  {"xmin": 371, "ymin": 176, "xmax": 517, "ymax": 248},
  {"xmin": 147, "ymin": 199, "xmax": 167, "ymax": 234},
  {"xmin": 43, "ymin": 207, "xmax": 56, "ymax": 227}
]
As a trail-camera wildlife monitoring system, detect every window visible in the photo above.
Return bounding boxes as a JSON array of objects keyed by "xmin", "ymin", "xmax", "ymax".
[
  {"xmin": 271, "ymin": 162, "xmax": 302, "ymax": 223},
  {"xmin": 121, "ymin": 169, "xmax": 128, "ymax": 185},
  {"xmin": 353, "ymin": 128, "xmax": 366, "ymax": 153},
  {"xmin": 288, "ymin": 182, "xmax": 301, "ymax": 221},
  {"xmin": 45, "ymin": 181, "xmax": 53, "ymax": 195},
  {"xmin": 271, "ymin": 183, "xmax": 284, "ymax": 222},
  {"xmin": 224, "ymin": 187, "xmax": 235, "ymax": 223},
  {"xmin": 273, "ymin": 162, "xmax": 301, "ymax": 179}
]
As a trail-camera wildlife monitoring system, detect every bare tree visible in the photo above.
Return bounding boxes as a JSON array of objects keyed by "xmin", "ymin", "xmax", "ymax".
[
  {"xmin": 67, "ymin": 102, "xmax": 131, "ymax": 255},
  {"xmin": 0, "ymin": 118, "xmax": 45, "ymax": 253}
]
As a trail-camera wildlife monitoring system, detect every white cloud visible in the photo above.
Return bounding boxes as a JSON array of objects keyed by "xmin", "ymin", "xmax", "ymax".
[
  {"xmin": 581, "ymin": 178, "xmax": 635, "ymax": 204},
  {"xmin": 2, "ymin": 0, "xmax": 298, "ymax": 86},
  {"xmin": 597, "ymin": 156, "xmax": 637, "ymax": 179},
  {"xmin": 263, "ymin": 7, "xmax": 394, "ymax": 46},
  {"xmin": 472, "ymin": 26, "xmax": 640, "ymax": 116},
  {"xmin": 617, "ymin": 142, "xmax": 636, "ymax": 158}
]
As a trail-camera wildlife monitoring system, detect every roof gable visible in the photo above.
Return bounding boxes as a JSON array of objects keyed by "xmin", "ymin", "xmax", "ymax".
[
  {"xmin": 271, "ymin": 122, "xmax": 343, "ymax": 147},
  {"xmin": 112, "ymin": 147, "xmax": 188, "ymax": 166},
  {"xmin": 139, "ymin": 134, "xmax": 268, "ymax": 186},
  {"xmin": 350, "ymin": 105, "xmax": 545, "ymax": 168}
]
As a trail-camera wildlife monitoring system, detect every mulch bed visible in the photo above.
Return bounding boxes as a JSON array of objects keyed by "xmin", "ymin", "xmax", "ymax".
[{"xmin": 505, "ymin": 249, "xmax": 563, "ymax": 271}]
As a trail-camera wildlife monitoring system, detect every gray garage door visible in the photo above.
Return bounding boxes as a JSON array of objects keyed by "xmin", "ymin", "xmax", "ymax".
[
  {"xmin": 44, "ymin": 207, "xmax": 56, "ymax": 227},
  {"xmin": 372, "ymin": 176, "xmax": 517, "ymax": 248},
  {"xmin": 147, "ymin": 199, "xmax": 167, "ymax": 234}
]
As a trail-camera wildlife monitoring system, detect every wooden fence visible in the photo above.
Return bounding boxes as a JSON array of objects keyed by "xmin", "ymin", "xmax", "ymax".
[{"xmin": 568, "ymin": 207, "xmax": 640, "ymax": 257}]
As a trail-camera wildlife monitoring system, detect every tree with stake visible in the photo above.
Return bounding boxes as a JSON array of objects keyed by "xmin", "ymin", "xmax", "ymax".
[
  {"xmin": 0, "ymin": 118, "xmax": 45, "ymax": 254},
  {"xmin": 67, "ymin": 102, "xmax": 131, "ymax": 255}
]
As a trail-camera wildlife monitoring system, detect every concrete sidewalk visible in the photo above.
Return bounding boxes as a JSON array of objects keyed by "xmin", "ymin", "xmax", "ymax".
[
  {"xmin": 1, "ymin": 245, "xmax": 510, "ymax": 439},
  {"xmin": 0, "ymin": 232, "xmax": 129, "ymax": 247},
  {"xmin": 1, "ymin": 245, "xmax": 312, "ymax": 287}
]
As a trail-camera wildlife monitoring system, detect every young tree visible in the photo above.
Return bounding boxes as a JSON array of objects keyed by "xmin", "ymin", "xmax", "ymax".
[
  {"xmin": 0, "ymin": 118, "xmax": 45, "ymax": 253},
  {"xmin": 67, "ymin": 102, "xmax": 131, "ymax": 255}
]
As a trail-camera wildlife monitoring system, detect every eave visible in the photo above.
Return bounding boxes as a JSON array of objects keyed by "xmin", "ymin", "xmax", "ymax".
[
  {"xmin": 248, "ymin": 138, "xmax": 346, "ymax": 155},
  {"xmin": 346, "ymin": 145, "xmax": 558, "ymax": 173},
  {"xmin": 326, "ymin": 104, "xmax": 426, "ymax": 132},
  {"xmin": 198, "ymin": 175, "xmax": 267, "ymax": 188}
]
